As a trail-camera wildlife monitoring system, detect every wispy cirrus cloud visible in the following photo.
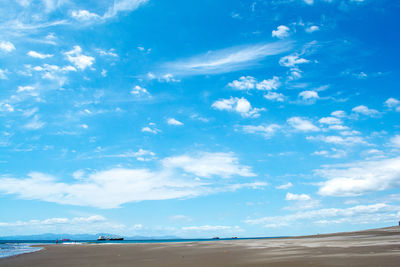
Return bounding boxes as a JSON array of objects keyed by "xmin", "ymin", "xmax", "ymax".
[
  {"xmin": 157, "ymin": 41, "xmax": 293, "ymax": 77},
  {"xmin": 0, "ymin": 152, "xmax": 263, "ymax": 208}
]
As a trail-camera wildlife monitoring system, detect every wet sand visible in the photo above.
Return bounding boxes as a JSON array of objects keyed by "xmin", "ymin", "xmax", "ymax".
[{"xmin": 1, "ymin": 226, "xmax": 400, "ymax": 266}]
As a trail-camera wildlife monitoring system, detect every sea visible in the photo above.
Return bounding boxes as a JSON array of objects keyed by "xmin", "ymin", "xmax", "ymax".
[{"xmin": 0, "ymin": 237, "xmax": 282, "ymax": 259}]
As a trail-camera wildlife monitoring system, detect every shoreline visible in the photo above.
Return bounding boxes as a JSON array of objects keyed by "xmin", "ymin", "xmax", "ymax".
[{"xmin": 1, "ymin": 226, "xmax": 400, "ymax": 266}]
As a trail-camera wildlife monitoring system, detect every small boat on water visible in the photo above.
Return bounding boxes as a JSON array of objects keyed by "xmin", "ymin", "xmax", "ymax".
[
  {"xmin": 97, "ymin": 235, "xmax": 124, "ymax": 241},
  {"xmin": 212, "ymin": 237, "xmax": 220, "ymax": 239},
  {"xmin": 61, "ymin": 238, "xmax": 71, "ymax": 242}
]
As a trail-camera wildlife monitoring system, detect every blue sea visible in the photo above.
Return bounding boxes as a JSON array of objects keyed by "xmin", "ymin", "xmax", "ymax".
[{"xmin": 0, "ymin": 237, "xmax": 282, "ymax": 259}]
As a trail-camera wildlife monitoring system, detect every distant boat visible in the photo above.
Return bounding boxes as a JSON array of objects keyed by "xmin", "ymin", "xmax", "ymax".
[
  {"xmin": 61, "ymin": 238, "xmax": 71, "ymax": 242},
  {"xmin": 97, "ymin": 235, "xmax": 124, "ymax": 241},
  {"xmin": 231, "ymin": 237, "xmax": 238, "ymax": 239},
  {"xmin": 212, "ymin": 237, "xmax": 220, "ymax": 239}
]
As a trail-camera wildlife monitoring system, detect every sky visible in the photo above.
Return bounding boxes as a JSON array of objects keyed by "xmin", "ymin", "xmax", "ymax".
[{"xmin": 0, "ymin": 0, "xmax": 400, "ymax": 238}]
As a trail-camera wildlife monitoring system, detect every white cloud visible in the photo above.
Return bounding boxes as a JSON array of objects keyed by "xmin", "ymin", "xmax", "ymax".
[
  {"xmin": 228, "ymin": 76, "xmax": 280, "ymax": 91},
  {"xmin": 24, "ymin": 115, "xmax": 45, "ymax": 130},
  {"xmin": 182, "ymin": 225, "xmax": 239, "ymax": 231},
  {"xmin": 97, "ymin": 48, "xmax": 118, "ymax": 57},
  {"xmin": 385, "ymin": 98, "xmax": 400, "ymax": 111},
  {"xmin": 299, "ymin": 90, "xmax": 319, "ymax": 102},
  {"xmin": 0, "ymin": 152, "xmax": 262, "ymax": 208},
  {"xmin": 17, "ymin": 85, "xmax": 35, "ymax": 92},
  {"xmin": 162, "ymin": 152, "xmax": 255, "ymax": 179},
  {"xmin": 103, "ymin": 0, "xmax": 149, "ymax": 19},
  {"xmin": 352, "ymin": 105, "xmax": 380, "ymax": 117},
  {"xmin": 303, "ymin": 0, "xmax": 314, "ymax": 5},
  {"xmin": 245, "ymin": 203, "xmax": 398, "ymax": 228},
  {"xmin": 167, "ymin": 118, "xmax": 183, "ymax": 126},
  {"xmin": 27, "ymin": 51, "xmax": 53, "ymax": 59},
  {"xmin": 307, "ymin": 135, "xmax": 367, "ymax": 146},
  {"xmin": 241, "ymin": 124, "xmax": 281, "ymax": 139},
  {"xmin": 317, "ymin": 157, "xmax": 400, "ymax": 196},
  {"xmin": 305, "ymin": 25, "xmax": 319, "ymax": 33},
  {"xmin": 160, "ymin": 41, "xmax": 292, "ymax": 76},
  {"xmin": 279, "ymin": 54, "xmax": 309, "ymax": 67},
  {"xmin": 131, "ymin": 85, "xmax": 150, "ymax": 97},
  {"xmin": 312, "ymin": 148, "xmax": 347, "ymax": 159},
  {"xmin": 256, "ymin": 76, "xmax": 281, "ymax": 90},
  {"xmin": 96, "ymin": 149, "xmax": 156, "ymax": 162},
  {"xmin": 318, "ymin": 117, "xmax": 342, "ymax": 125},
  {"xmin": 228, "ymin": 76, "xmax": 256, "ymax": 90},
  {"xmin": 64, "ymin": 46, "xmax": 95, "ymax": 70},
  {"xmin": 141, "ymin": 123, "xmax": 160, "ymax": 134},
  {"xmin": 285, "ymin": 192, "xmax": 311, "ymax": 201},
  {"xmin": 331, "ymin": 110, "xmax": 346, "ymax": 118},
  {"xmin": 212, "ymin": 97, "xmax": 264, "ymax": 118},
  {"xmin": 390, "ymin": 135, "xmax": 400, "ymax": 148},
  {"xmin": 276, "ymin": 182, "xmax": 293, "ymax": 190},
  {"xmin": 264, "ymin": 92, "xmax": 285, "ymax": 102},
  {"xmin": 0, "ymin": 41, "xmax": 15, "ymax": 52},
  {"xmin": 287, "ymin": 117, "xmax": 319, "ymax": 132},
  {"xmin": 0, "ymin": 69, "xmax": 8, "ymax": 79},
  {"xmin": 71, "ymin": 10, "xmax": 101, "ymax": 21},
  {"xmin": 0, "ymin": 215, "xmax": 129, "ymax": 235},
  {"xmin": 272, "ymin": 25, "xmax": 290, "ymax": 39}
]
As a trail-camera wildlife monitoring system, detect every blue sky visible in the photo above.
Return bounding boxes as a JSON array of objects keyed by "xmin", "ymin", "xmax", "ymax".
[{"xmin": 0, "ymin": 0, "xmax": 400, "ymax": 238}]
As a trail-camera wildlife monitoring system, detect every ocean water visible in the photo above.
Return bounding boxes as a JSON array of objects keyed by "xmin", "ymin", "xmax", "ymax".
[{"xmin": 0, "ymin": 243, "xmax": 43, "ymax": 258}]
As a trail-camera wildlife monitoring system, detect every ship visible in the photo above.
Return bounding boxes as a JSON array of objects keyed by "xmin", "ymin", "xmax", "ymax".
[{"xmin": 97, "ymin": 234, "xmax": 124, "ymax": 241}]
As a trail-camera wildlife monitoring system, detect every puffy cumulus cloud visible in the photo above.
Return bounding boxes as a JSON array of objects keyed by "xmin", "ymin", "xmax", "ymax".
[
  {"xmin": 318, "ymin": 117, "xmax": 342, "ymax": 125},
  {"xmin": 131, "ymin": 85, "xmax": 150, "ymax": 97},
  {"xmin": 307, "ymin": 135, "xmax": 367, "ymax": 146},
  {"xmin": 331, "ymin": 110, "xmax": 347, "ymax": 118},
  {"xmin": 241, "ymin": 124, "xmax": 281, "ymax": 139},
  {"xmin": 303, "ymin": 0, "xmax": 314, "ymax": 5},
  {"xmin": 228, "ymin": 76, "xmax": 280, "ymax": 91},
  {"xmin": 390, "ymin": 135, "xmax": 400, "ymax": 148},
  {"xmin": 285, "ymin": 192, "xmax": 311, "ymax": 201},
  {"xmin": 245, "ymin": 203, "xmax": 399, "ymax": 228},
  {"xmin": 0, "ymin": 152, "xmax": 263, "ymax": 208},
  {"xmin": 264, "ymin": 92, "xmax": 285, "ymax": 102},
  {"xmin": 317, "ymin": 157, "xmax": 400, "ymax": 197},
  {"xmin": 385, "ymin": 98, "xmax": 400, "ymax": 111},
  {"xmin": 272, "ymin": 25, "xmax": 290, "ymax": 39},
  {"xmin": 276, "ymin": 182, "xmax": 293, "ymax": 190},
  {"xmin": 71, "ymin": 9, "xmax": 101, "ymax": 21},
  {"xmin": 305, "ymin": 25, "xmax": 319, "ymax": 33},
  {"xmin": 167, "ymin": 118, "xmax": 183, "ymax": 126},
  {"xmin": 0, "ymin": 41, "xmax": 15, "ymax": 52},
  {"xmin": 299, "ymin": 90, "xmax": 319, "ymax": 103},
  {"xmin": 352, "ymin": 105, "xmax": 380, "ymax": 117},
  {"xmin": 212, "ymin": 97, "xmax": 265, "ymax": 118},
  {"xmin": 162, "ymin": 152, "xmax": 255, "ymax": 179},
  {"xmin": 279, "ymin": 54, "xmax": 309, "ymax": 67},
  {"xmin": 287, "ymin": 117, "xmax": 319, "ymax": 132},
  {"xmin": 64, "ymin": 46, "xmax": 95, "ymax": 70},
  {"xmin": 256, "ymin": 76, "xmax": 281, "ymax": 90},
  {"xmin": 228, "ymin": 76, "xmax": 256, "ymax": 90},
  {"xmin": 141, "ymin": 123, "xmax": 160, "ymax": 134}
]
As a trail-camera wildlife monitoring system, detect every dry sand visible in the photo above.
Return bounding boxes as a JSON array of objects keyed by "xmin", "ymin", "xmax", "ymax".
[{"xmin": 1, "ymin": 226, "xmax": 400, "ymax": 266}]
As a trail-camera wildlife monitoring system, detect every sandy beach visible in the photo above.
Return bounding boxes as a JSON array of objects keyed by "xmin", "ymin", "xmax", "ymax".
[{"xmin": 1, "ymin": 226, "xmax": 400, "ymax": 266}]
